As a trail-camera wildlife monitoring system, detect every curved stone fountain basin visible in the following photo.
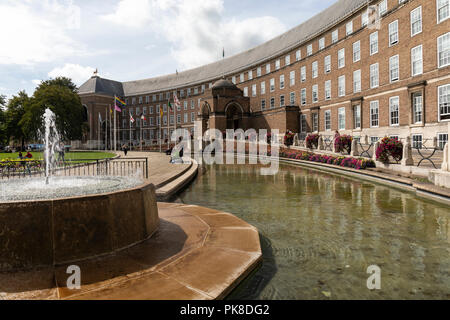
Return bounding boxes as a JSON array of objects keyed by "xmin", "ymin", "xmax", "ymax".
[{"xmin": 0, "ymin": 179, "xmax": 159, "ymax": 272}]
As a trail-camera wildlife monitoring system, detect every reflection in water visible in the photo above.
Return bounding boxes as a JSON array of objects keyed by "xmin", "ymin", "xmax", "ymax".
[{"xmin": 178, "ymin": 164, "xmax": 450, "ymax": 299}]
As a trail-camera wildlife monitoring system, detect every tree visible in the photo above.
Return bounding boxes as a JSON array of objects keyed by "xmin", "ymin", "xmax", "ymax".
[
  {"xmin": 5, "ymin": 91, "xmax": 29, "ymax": 150},
  {"xmin": 21, "ymin": 77, "xmax": 84, "ymax": 141},
  {"xmin": 0, "ymin": 95, "xmax": 6, "ymax": 145}
]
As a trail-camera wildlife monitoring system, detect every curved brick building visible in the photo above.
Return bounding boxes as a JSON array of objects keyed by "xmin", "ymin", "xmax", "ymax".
[{"xmin": 78, "ymin": 0, "xmax": 450, "ymax": 149}]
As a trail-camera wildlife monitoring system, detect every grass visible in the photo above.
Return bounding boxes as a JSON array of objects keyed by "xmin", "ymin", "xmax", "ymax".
[{"xmin": 0, "ymin": 151, "xmax": 116, "ymax": 161}]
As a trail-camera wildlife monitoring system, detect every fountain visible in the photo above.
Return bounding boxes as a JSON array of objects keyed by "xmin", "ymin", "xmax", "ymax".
[{"xmin": 0, "ymin": 108, "xmax": 159, "ymax": 272}]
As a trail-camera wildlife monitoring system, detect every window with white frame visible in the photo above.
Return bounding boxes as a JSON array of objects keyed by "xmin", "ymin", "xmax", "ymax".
[
  {"xmin": 379, "ymin": 0, "xmax": 387, "ymax": 16},
  {"xmin": 362, "ymin": 10, "xmax": 368, "ymax": 27},
  {"xmin": 270, "ymin": 97, "xmax": 275, "ymax": 109},
  {"xmin": 307, "ymin": 44, "xmax": 313, "ymax": 56},
  {"xmin": 325, "ymin": 80, "xmax": 331, "ymax": 100},
  {"xmin": 201, "ymin": 84, "xmax": 205, "ymax": 93},
  {"xmin": 252, "ymin": 84, "xmax": 257, "ymax": 97},
  {"xmin": 184, "ymin": 113, "xmax": 188, "ymax": 123},
  {"xmin": 290, "ymin": 92, "xmax": 296, "ymax": 105},
  {"xmin": 312, "ymin": 84, "xmax": 318, "ymax": 103},
  {"xmin": 290, "ymin": 71, "xmax": 295, "ymax": 86},
  {"xmin": 412, "ymin": 134, "xmax": 423, "ymax": 149},
  {"xmin": 312, "ymin": 61, "xmax": 318, "ymax": 78},
  {"xmin": 319, "ymin": 37, "xmax": 325, "ymax": 50},
  {"xmin": 257, "ymin": 67, "xmax": 262, "ymax": 77},
  {"xmin": 192, "ymin": 100, "xmax": 196, "ymax": 109},
  {"xmin": 353, "ymin": 41, "xmax": 360, "ymax": 62},
  {"xmin": 149, "ymin": 106, "xmax": 154, "ymax": 114},
  {"xmin": 389, "ymin": 55, "xmax": 400, "ymax": 82},
  {"xmin": 324, "ymin": 55, "xmax": 331, "ymax": 73},
  {"xmin": 296, "ymin": 50, "xmax": 301, "ymax": 61},
  {"xmin": 438, "ymin": 32, "xmax": 450, "ymax": 68},
  {"xmin": 240, "ymin": 73, "xmax": 244, "ymax": 83},
  {"xmin": 248, "ymin": 70, "xmax": 253, "ymax": 80},
  {"xmin": 353, "ymin": 70, "xmax": 361, "ymax": 93},
  {"xmin": 370, "ymin": 101, "xmax": 379, "ymax": 127},
  {"xmin": 312, "ymin": 113, "xmax": 319, "ymax": 132},
  {"xmin": 412, "ymin": 92, "xmax": 423, "ymax": 123},
  {"xmin": 411, "ymin": 45, "xmax": 423, "ymax": 76},
  {"xmin": 152, "ymin": 95, "xmax": 157, "ymax": 102},
  {"xmin": 301, "ymin": 88, "xmax": 307, "ymax": 105},
  {"xmin": 266, "ymin": 63, "xmax": 271, "ymax": 74},
  {"xmin": 270, "ymin": 78, "xmax": 275, "ymax": 92},
  {"xmin": 354, "ymin": 105, "xmax": 361, "ymax": 129},
  {"xmin": 301, "ymin": 114, "xmax": 307, "ymax": 133},
  {"xmin": 338, "ymin": 48, "xmax": 345, "ymax": 68},
  {"xmin": 338, "ymin": 75, "xmax": 345, "ymax": 97},
  {"xmin": 390, "ymin": 96, "xmax": 400, "ymax": 126},
  {"xmin": 437, "ymin": 133, "xmax": 448, "ymax": 149},
  {"xmin": 285, "ymin": 55, "xmax": 291, "ymax": 66},
  {"xmin": 370, "ymin": 32, "xmax": 378, "ymax": 55},
  {"xmin": 261, "ymin": 99, "xmax": 266, "ymax": 110},
  {"xmin": 389, "ymin": 20, "xmax": 399, "ymax": 46},
  {"xmin": 191, "ymin": 112, "xmax": 195, "ymax": 123},
  {"xmin": 275, "ymin": 59, "xmax": 281, "ymax": 70},
  {"xmin": 177, "ymin": 114, "xmax": 181, "ymax": 124},
  {"xmin": 411, "ymin": 7, "xmax": 422, "ymax": 37},
  {"xmin": 438, "ymin": 0, "xmax": 450, "ymax": 24},
  {"xmin": 261, "ymin": 81, "xmax": 266, "ymax": 94},
  {"xmin": 332, "ymin": 29, "xmax": 338, "ymax": 43},
  {"xmin": 301, "ymin": 66, "xmax": 306, "ymax": 82},
  {"xmin": 325, "ymin": 110, "xmax": 331, "ymax": 131},
  {"xmin": 280, "ymin": 75, "xmax": 285, "ymax": 89},
  {"xmin": 346, "ymin": 21, "xmax": 353, "ymax": 36},
  {"xmin": 243, "ymin": 87, "xmax": 248, "ymax": 97},
  {"xmin": 338, "ymin": 107, "xmax": 346, "ymax": 130},
  {"xmin": 280, "ymin": 95, "xmax": 285, "ymax": 107},
  {"xmin": 232, "ymin": 76, "xmax": 236, "ymax": 84},
  {"xmin": 370, "ymin": 63, "xmax": 379, "ymax": 88},
  {"xmin": 439, "ymin": 84, "xmax": 450, "ymax": 121}
]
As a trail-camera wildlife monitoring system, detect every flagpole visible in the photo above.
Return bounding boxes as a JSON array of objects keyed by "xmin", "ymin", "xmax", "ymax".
[
  {"xmin": 105, "ymin": 107, "xmax": 108, "ymax": 151},
  {"xmin": 167, "ymin": 107, "xmax": 170, "ymax": 150},
  {"xmin": 129, "ymin": 112, "xmax": 132, "ymax": 150},
  {"xmin": 98, "ymin": 113, "xmax": 101, "ymax": 150},
  {"xmin": 114, "ymin": 105, "xmax": 117, "ymax": 152},
  {"xmin": 159, "ymin": 112, "xmax": 162, "ymax": 153},
  {"xmin": 109, "ymin": 105, "xmax": 112, "ymax": 151}
]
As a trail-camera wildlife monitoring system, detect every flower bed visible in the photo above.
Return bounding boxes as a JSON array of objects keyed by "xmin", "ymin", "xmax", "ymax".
[
  {"xmin": 284, "ymin": 131, "xmax": 295, "ymax": 147},
  {"xmin": 306, "ymin": 134, "xmax": 319, "ymax": 149},
  {"xmin": 280, "ymin": 148, "xmax": 375, "ymax": 170},
  {"xmin": 0, "ymin": 159, "xmax": 43, "ymax": 174},
  {"xmin": 334, "ymin": 135, "xmax": 353, "ymax": 154},
  {"xmin": 376, "ymin": 137, "xmax": 403, "ymax": 163}
]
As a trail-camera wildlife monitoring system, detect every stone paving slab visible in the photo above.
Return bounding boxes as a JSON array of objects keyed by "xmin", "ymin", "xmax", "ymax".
[{"xmin": 0, "ymin": 203, "xmax": 262, "ymax": 300}]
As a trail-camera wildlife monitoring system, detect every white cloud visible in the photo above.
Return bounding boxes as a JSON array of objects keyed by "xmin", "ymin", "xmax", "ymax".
[
  {"xmin": 0, "ymin": 0, "xmax": 85, "ymax": 65},
  {"xmin": 103, "ymin": 0, "xmax": 286, "ymax": 69},
  {"xmin": 48, "ymin": 64, "xmax": 96, "ymax": 85}
]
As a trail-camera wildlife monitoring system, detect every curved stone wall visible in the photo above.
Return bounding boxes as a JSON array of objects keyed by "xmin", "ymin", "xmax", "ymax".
[{"xmin": 0, "ymin": 183, "xmax": 159, "ymax": 272}]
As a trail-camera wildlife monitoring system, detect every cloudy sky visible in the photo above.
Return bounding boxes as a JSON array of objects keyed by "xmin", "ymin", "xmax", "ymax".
[{"xmin": 0, "ymin": 0, "xmax": 336, "ymax": 99}]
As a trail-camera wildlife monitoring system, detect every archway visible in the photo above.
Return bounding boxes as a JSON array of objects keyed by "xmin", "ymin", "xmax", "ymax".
[
  {"xmin": 200, "ymin": 102, "xmax": 211, "ymax": 134},
  {"xmin": 225, "ymin": 103, "xmax": 243, "ymax": 130}
]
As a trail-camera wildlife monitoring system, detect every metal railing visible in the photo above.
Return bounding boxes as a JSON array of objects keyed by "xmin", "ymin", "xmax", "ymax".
[
  {"xmin": 0, "ymin": 157, "xmax": 149, "ymax": 180},
  {"xmin": 410, "ymin": 139, "xmax": 443, "ymax": 169}
]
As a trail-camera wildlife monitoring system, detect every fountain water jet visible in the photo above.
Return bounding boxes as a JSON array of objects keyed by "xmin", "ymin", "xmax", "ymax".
[{"xmin": 43, "ymin": 108, "xmax": 60, "ymax": 184}]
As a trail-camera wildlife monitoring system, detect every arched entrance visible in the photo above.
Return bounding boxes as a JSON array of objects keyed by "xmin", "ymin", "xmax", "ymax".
[
  {"xmin": 226, "ymin": 103, "xmax": 243, "ymax": 130},
  {"xmin": 200, "ymin": 102, "xmax": 211, "ymax": 134}
]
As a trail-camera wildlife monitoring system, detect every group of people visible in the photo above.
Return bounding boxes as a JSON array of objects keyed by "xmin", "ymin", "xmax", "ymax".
[{"xmin": 17, "ymin": 151, "xmax": 33, "ymax": 160}]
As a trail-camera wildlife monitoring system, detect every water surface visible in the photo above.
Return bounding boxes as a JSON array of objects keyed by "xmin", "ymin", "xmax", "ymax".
[{"xmin": 178, "ymin": 163, "xmax": 450, "ymax": 299}]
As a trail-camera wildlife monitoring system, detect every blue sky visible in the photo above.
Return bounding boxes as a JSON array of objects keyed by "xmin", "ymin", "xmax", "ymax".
[{"xmin": 0, "ymin": 0, "xmax": 336, "ymax": 100}]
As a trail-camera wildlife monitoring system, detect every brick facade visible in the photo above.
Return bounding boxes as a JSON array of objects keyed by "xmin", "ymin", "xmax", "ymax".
[{"xmin": 79, "ymin": 0, "xmax": 450, "ymax": 147}]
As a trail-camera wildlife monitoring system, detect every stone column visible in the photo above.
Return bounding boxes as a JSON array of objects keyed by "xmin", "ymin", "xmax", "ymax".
[
  {"xmin": 294, "ymin": 134, "xmax": 299, "ymax": 147},
  {"xmin": 401, "ymin": 136, "xmax": 414, "ymax": 166},
  {"xmin": 332, "ymin": 136, "xmax": 338, "ymax": 153},
  {"xmin": 350, "ymin": 138, "xmax": 359, "ymax": 157},
  {"xmin": 372, "ymin": 140, "xmax": 379, "ymax": 161},
  {"xmin": 442, "ymin": 143, "xmax": 449, "ymax": 172},
  {"xmin": 318, "ymin": 135, "xmax": 324, "ymax": 150}
]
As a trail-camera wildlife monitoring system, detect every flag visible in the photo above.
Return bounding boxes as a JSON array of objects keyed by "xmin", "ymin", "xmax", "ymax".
[
  {"xmin": 173, "ymin": 93, "xmax": 181, "ymax": 108},
  {"xmin": 160, "ymin": 106, "xmax": 163, "ymax": 119},
  {"xmin": 110, "ymin": 106, "xmax": 113, "ymax": 114},
  {"xmin": 140, "ymin": 113, "xmax": 146, "ymax": 121},
  {"xmin": 168, "ymin": 100, "xmax": 173, "ymax": 112},
  {"xmin": 98, "ymin": 113, "xmax": 102, "ymax": 122},
  {"xmin": 130, "ymin": 112, "xmax": 135, "ymax": 123},
  {"xmin": 114, "ymin": 96, "xmax": 126, "ymax": 112}
]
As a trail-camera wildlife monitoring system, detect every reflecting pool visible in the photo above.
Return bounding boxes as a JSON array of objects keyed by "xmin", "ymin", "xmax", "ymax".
[{"xmin": 177, "ymin": 163, "xmax": 450, "ymax": 299}]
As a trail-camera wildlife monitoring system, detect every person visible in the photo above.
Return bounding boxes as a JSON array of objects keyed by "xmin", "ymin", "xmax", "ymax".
[
  {"xmin": 122, "ymin": 144, "xmax": 128, "ymax": 156},
  {"xmin": 18, "ymin": 152, "xmax": 23, "ymax": 160},
  {"xmin": 57, "ymin": 143, "xmax": 65, "ymax": 162},
  {"xmin": 26, "ymin": 152, "xmax": 32, "ymax": 159}
]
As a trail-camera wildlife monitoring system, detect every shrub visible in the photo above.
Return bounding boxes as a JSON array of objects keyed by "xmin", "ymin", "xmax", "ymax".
[
  {"xmin": 284, "ymin": 131, "xmax": 295, "ymax": 147},
  {"xmin": 376, "ymin": 137, "xmax": 403, "ymax": 163},
  {"xmin": 306, "ymin": 134, "xmax": 319, "ymax": 149},
  {"xmin": 334, "ymin": 135, "xmax": 353, "ymax": 154}
]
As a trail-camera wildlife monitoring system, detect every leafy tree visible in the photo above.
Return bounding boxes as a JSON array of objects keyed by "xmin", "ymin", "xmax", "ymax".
[
  {"xmin": 0, "ymin": 95, "xmax": 6, "ymax": 144},
  {"xmin": 21, "ymin": 77, "xmax": 84, "ymax": 141},
  {"xmin": 5, "ymin": 91, "xmax": 31, "ymax": 150}
]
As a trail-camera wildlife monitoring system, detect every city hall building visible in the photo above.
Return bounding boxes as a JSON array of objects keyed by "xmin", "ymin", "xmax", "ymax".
[{"xmin": 78, "ymin": 0, "xmax": 450, "ymax": 149}]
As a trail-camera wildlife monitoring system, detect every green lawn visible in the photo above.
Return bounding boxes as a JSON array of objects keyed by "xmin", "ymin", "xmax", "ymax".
[{"xmin": 0, "ymin": 151, "xmax": 116, "ymax": 161}]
